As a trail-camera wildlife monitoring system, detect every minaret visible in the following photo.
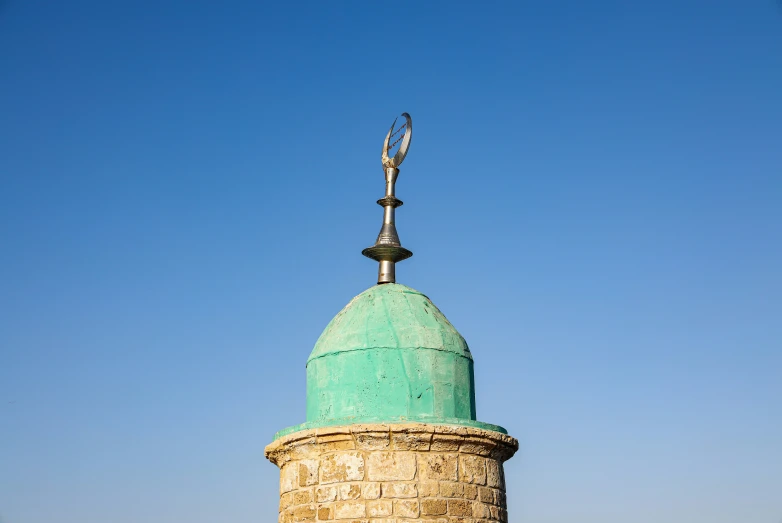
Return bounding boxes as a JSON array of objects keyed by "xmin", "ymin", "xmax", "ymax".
[{"xmin": 266, "ymin": 114, "xmax": 517, "ymax": 523}]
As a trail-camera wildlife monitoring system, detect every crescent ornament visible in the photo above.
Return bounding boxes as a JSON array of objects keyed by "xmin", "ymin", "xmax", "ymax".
[{"xmin": 381, "ymin": 112, "xmax": 413, "ymax": 169}]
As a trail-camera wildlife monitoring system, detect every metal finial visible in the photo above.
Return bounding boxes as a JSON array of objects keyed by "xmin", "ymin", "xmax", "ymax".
[{"xmin": 362, "ymin": 113, "xmax": 413, "ymax": 284}]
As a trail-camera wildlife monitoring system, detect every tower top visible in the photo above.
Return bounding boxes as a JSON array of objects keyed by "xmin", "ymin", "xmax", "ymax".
[
  {"xmin": 270, "ymin": 282, "xmax": 509, "ymax": 439},
  {"xmin": 361, "ymin": 113, "xmax": 414, "ymax": 284}
]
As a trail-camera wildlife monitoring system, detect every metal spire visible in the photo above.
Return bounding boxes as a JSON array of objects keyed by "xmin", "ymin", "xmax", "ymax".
[{"xmin": 362, "ymin": 113, "xmax": 413, "ymax": 284}]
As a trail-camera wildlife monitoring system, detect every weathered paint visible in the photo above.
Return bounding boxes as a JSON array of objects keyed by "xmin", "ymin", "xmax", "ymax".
[
  {"xmin": 308, "ymin": 284, "xmax": 471, "ymax": 363},
  {"xmin": 308, "ymin": 348, "xmax": 475, "ymax": 422},
  {"xmin": 299, "ymin": 284, "xmax": 492, "ymax": 433}
]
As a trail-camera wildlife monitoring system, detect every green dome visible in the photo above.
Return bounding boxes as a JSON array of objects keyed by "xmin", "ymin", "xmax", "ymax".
[
  {"xmin": 308, "ymin": 284, "xmax": 472, "ymax": 363},
  {"xmin": 305, "ymin": 284, "xmax": 477, "ymax": 425}
]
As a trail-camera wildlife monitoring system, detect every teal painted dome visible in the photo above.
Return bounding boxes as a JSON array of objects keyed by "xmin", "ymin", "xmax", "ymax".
[
  {"xmin": 308, "ymin": 284, "xmax": 472, "ymax": 363},
  {"xmin": 305, "ymin": 284, "xmax": 477, "ymax": 425}
]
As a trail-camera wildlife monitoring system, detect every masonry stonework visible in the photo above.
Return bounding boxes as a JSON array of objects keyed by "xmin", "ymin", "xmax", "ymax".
[{"xmin": 265, "ymin": 423, "xmax": 518, "ymax": 523}]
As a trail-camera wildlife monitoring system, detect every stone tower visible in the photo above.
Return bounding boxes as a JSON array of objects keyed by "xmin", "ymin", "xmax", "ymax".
[{"xmin": 265, "ymin": 115, "xmax": 517, "ymax": 523}]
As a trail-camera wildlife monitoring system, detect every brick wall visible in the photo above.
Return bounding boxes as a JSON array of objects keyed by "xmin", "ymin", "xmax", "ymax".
[{"xmin": 265, "ymin": 424, "xmax": 517, "ymax": 523}]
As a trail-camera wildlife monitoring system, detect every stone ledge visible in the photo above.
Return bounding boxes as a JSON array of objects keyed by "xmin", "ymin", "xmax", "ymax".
[
  {"xmin": 266, "ymin": 423, "xmax": 518, "ymax": 467},
  {"xmin": 274, "ymin": 417, "xmax": 508, "ymax": 440}
]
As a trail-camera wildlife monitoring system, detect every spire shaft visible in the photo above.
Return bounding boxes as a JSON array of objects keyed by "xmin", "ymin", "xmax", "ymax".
[
  {"xmin": 362, "ymin": 167, "xmax": 412, "ymax": 284},
  {"xmin": 362, "ymin": 113, "xmax": 413, "ymax": 284}
]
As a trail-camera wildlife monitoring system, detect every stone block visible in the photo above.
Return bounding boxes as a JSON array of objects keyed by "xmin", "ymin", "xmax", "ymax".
[
  {"xmin": 448, "ymin": 499, "xmax": 473, "ymax": 517},
  {"xmin": 418, "ymin": 481, "xmax": 439, "ymax": 497},
  {"xmin": 478, "ymin": 487, "xmax": 494, "ymax": 504},
  {"xmin": 339, "ymin": 483, "xmax": 361, "ymax": 500},
  {"xmin": 352, "ymin": 425, "xmax": 391, "ymax": 451},
  {"xmin": 381, "ymin": 482, "xmax": 417, "ymax": 498},
  {"xmin": 298, "ymin": 459, "xmax": 319, "ymax": 487},
  {"xmin": 334, "ymin": 501, "xmax": 366, "ymax": 519},
  {"xmin": 287, "ymin": 437, "xmax": 318, "ymax": 460},
  {"xmin": 280, "ymin": 492, "xmax": 294, "ymax": 511},
  {"xmin": 439, "ymin": 482, "xmax": 464, "ymax": 498},
  {"xmin": 280, "ymin": 463, "xmax": 298, "ymax": 493},
  {"xmin": 293, "ymin": 489, "xmax": 313, "ymax": 505},
  {"xmin": 367, "ymin": 500, "xmax": 393, "ymax": 517},
  {"xmin": 292, "ymin": 505, "xmax": 316, "ymax": 522},
  {"xmin": 419, "ymin": 453, "xmax": 458, "ymax": 481},
  {"xmin": 430, "ymin": 434, "xmax": 463, "ymax": 452},
  {"xmin": 317, "ymin": 505, "xmax": 334, "ymax": 520},
  {"xmin": 316, "ymin": 486, "xmax": 338, "ymax": 503},
  {"xmin": 391, "ymin": 426, "xmax": 433, "ymax": 451},
  {"xmin": 495, "ymin": 490, "xmax": 506, "ymax": 508},
  {"xmin": 486, "ymin": 459, "xmax": 503, "ymax": 488},
  {"xmin": 463, "ymin": 484, "xmax": 478, "ymax": 500},
  {"xmin": 355, "ymin": 434, "xmax": 391, "ymax": 450},
  {"xmin": 459, "ymin": 455, "xmax": 487, "ymax": 485},
  {"xmin": 366, "ymin": 452, "xmax": 417, "ymax": 481},
  {"xmin": 316, "ymin": 428, "xmax": 356, "ymax": 451},
  {"xmin": 321, "ymin": 453, "xmax": 365, "ymax": 484},
  {"xmin": 318, "ymin": 437, "xmax": 357, "ymax": 452},
  {"xmin": 490, "ymin": 505, "xmax": 500, "ymax": 520},
  {"xmin": 421, "ymin": 499, "xmax": 448, "ymax": 516},
  {"xmin": 473, "ymin": 502, "xmax": 491, "ymax": 519},
  {"xmin": 361, "ymin": 482, "xmax": 381, "ymax": 500},
  {"xmin": 393, "ymin": 500, "xmax": 420, "ymax": 518},
  {"xmin": 460, "ymin": 435, "xmax": 495, "ymax": 456}
]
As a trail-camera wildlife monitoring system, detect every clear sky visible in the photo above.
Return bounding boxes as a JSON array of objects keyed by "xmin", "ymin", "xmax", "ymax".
[{"xmin": 1, "ymin": 2, "xmax": 781, "ymax": 522}]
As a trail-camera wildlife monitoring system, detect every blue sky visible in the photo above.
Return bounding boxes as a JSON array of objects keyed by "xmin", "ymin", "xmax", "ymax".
[{"xmin": 1, "ymin": 1, "xmax": 780, "ymax": 522}]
